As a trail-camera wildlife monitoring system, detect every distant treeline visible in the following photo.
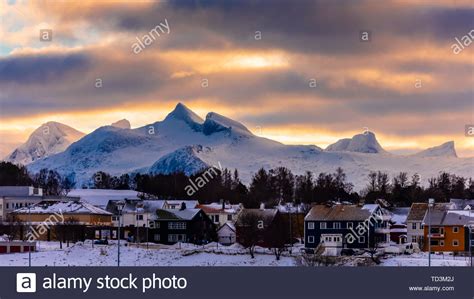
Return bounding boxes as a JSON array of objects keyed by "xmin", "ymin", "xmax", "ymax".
[{"xmin": 1, "ymin": 161, "xmax": 473, "ymax": 207}]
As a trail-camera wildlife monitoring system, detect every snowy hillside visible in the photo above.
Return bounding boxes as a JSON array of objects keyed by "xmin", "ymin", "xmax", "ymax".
[
  {"xmin": 24, "ymin": 103, "xmax": 473, "ymax": 190},
  {"xmin": 413, "ymin": 141, "xmax": 458, "ymax": 158},
  {"xmin": 5, "ymin": 121, "xmax": 84, "ymax": 165},
  {"xmin": 148, "ymin": 145, "xmax": 212, "ymax": 176}
]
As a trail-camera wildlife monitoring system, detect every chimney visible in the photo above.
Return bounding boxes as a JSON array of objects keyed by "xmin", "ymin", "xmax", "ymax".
[
  {"xmin": 180, "ymin": 202, "xmax": 187, "ymax": 211},
  {"xmin": 259, "ymin": 203, "xmax": 265, "ymax": 211},
  {"xmin": 220, "ymin": 199, "xmax": 224, "ymax": 210}
]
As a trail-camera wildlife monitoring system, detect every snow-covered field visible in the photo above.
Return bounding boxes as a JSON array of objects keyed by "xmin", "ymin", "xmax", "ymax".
[
  {"xmin": 0, "ymin": 241, "xmax": 470, "ymax": 267},
  {"xmin": 379, "ymin": 252, "xmax": 471, "ymax": 267},
  {"xmin": 0, "ymin": 241, "xmax": 297, "ymax": 267}
]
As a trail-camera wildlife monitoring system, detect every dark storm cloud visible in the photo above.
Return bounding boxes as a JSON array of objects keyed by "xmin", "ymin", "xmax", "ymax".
[{"xmin": 0, "ymin": 53, "xmax": 91, "ymax": 84}]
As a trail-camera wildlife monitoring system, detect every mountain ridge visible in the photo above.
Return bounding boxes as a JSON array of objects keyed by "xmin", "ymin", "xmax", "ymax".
[{"xmin": 4, "ymin": 103, "xmax": 469, "ymax": 190}]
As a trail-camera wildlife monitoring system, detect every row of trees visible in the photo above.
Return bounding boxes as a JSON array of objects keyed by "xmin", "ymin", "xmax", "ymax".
[
  {"xmin": 1, "ymin": 161, "xmax": 473, "ymax": 207},
  {"xmin": 0, "ymin": 162, "xmax": 75, "ymax": 196},
  {"xmin": 363, "ymin": 171, "xmax": 474, "ymax": 205}
]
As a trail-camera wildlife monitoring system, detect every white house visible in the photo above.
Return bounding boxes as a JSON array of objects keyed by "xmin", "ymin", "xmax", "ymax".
[
  {"xmin": 217, "ymin": 222, "xmax": 236, "ymax": 245},
  {"xmin": 197, "ymin": 202, "xmax": 242, "ymax": 227}
]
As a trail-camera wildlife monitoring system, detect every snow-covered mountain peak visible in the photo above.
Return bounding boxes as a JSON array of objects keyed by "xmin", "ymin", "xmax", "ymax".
[
  {"xmin": 326, "ymin": 131, "xmax": 386, "ymax": 154},
  {"xmin": 111, "ymin": 119, "xmax": 131, "ymax": 129},
  {"xmin": 413, "ymin": 141, "xmax": 458, "ymax": 158},
  {"xmin": 203, "ymin": 112, "xmax": 253, "ymax": 136},
  {"xmin": 5, "ymin": 122, "xmax": 84, "ymax": 165},
  {"xmin": 163, "ymin": 103, "xmax": 204, "ymax": 130}
]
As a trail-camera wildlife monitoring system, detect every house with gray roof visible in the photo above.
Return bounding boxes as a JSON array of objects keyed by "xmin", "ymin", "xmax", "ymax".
[{"xmin": 304, "ymin": 204, "xmax": 391, "ymax": 255}]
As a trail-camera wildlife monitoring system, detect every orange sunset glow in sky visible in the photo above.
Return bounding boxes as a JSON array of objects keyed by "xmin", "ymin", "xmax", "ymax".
[{"xmin": 0, "ymin": 0, "xmax": 473, "ymax": 157}]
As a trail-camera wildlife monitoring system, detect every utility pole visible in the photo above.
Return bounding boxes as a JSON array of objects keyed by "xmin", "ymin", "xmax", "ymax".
[
  {"xmin": 116, "ymin": 201, "xmax": 124, "ymax": 267},
  {"xmin": 28, "ymin": 203, "xmax": 31, "ymax": 267},
  {"xmin": 428, "ymin": 198, "xmax": 434, "ymax": 267}
]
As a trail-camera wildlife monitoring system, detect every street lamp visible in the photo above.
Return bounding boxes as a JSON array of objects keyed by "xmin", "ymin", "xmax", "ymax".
[
  {"xmin": 428, "ymin": 198, "xmax": 434, "ymax": 267},
  {"xmin": 116, "ymin": 201, "xmax": 125, "ymax": 267}
]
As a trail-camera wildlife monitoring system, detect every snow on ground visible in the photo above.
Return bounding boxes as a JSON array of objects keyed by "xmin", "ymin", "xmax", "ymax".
[
  {"xmin": 379, "ymin": 252, "xmax": 470, "ymax": 267},
  {"xmin": 0, "ymin": 241, "xmax": 296, "ymax": 267},
  {"xmin": 0, "ymin": 241, "xmax": 470, "ymax": 267}
]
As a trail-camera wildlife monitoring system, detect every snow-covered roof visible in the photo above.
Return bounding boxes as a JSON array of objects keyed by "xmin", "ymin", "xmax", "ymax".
[
  {"xmin": 361, "ymin": 204, "xmax": 380, "ymax": 214},
  {"xmin": 390, "ymin": 207, "xmax": 410, "ymax": 225},
  {"xmin": 68, "ymin": 189, "xmax": 141, "ymax": 208},
  {"xmin": 275, "ymin": 203, "xmax": 306, "ymax": 213},
  {"xmin": 122, "ymin": 200, "xmax": 166, "ymax": 213},
  {"xmin": 217, "ymin": 222, "xmax": 236, "ymax": 232},
  {"xmin": 13, "ymin": 200, "xmax": 112, "ymax": 215}
]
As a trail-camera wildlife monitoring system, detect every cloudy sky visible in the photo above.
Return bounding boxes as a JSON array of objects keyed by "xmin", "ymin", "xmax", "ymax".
[{"xmin": 0, "ymin": 0, "xmax": 473, "ymax": 157}]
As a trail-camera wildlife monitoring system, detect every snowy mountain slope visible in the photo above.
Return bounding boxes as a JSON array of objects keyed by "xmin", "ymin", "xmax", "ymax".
[
  {"xmin": 413, "ymin": 141, "xmax": 458, "ymax": 158},
  {"xmin": 5, "ymin": 122, "xmax": 84, "ymax": 165},
  {"xmin": 326, "ymin": 132, "xmax": 386, "ymax": 153},
  {"xmin": 148, "ymin": 145, "xmax": 212, "ymax": 176},
  {"xmin": 26, "ymin": 103, "xmax": 473, "ymax": 190}
]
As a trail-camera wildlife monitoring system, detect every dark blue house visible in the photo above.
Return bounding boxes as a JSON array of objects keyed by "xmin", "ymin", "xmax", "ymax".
[
  {"xmin": 304, "ymin": 204, "xmax": 390, "ymax": 254},
  {"xmin": 151, "ymin": 207, "xmax": 216, "ymax": 245}
]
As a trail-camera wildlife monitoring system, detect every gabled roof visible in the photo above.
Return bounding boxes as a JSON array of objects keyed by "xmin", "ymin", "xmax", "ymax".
[
  {"xmin": 305, "ymin": 204, "xmax": 378, "ymax": 221},
  {"xmin": 407, "ymin": 203, "xmax": 453, "ymax": 222},
  {"xmin": 217, "ymin": 222, "xmax": 236, "ymax": 232},
  {"xmin": 423, "ymin": 210, "xmax": 474, "ymax": 226}
]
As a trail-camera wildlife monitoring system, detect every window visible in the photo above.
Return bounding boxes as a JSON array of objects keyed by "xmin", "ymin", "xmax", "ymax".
[
  {"xmin": 308, "ymin": 222, "xmax": 315, "ymax": 230},
  {"xmin": 168, "ymin": 234, "xmax": 186, "ymax": 242},
  {"xmin": 412, "ymin": 223, "xmax": 417, "ymax": 230},
  {"xmin": 212, "ymin": 215, "xmax": 219, "ymax": 223},
  {"xmin": 452, "ymin": 227, "xmax": 459, "ymax": 233},
  {"xmin": 320, "ymin": 222, "xmax": 327, "ymax": 229},
  {"xmin": 168, "ymin": 222, "xmax": 186, "ymax": 230},
  {"xmin": 452, "ymin": 240, "xmax": 459, "ymax": 247},
  {"xmin": 0, "ymin": 204, "xmax": 2, "ymax": 210},
  {"xmin": 347, "ymin": 222, "xmax": 353, "ymax": 229},
  {"xmin": 334, "ymin": 222, "xmax": 341, "ymax": 229},
  {"xmin": 308, "ymin": 236, "xmax": 315, "ymax": 243},
  {"xmin": 359, "ymin": 236, "xmax": 365, "ymax": 244},
  {"xmin": 227, "ymin": 214, "xmax": 233, "ymax": 221},
  {"xmin": 136, "ymin": 214, "xmax": 143, "ymax": 221},
  {"xmin": 440, "ymin": 240, "xmax": 444, "ymax": 246},
  {"xmin": 430, "ymin": 240, "xmax": 439, "ymax": 246},
  {"xmin": 411, "ymin": 236, "xmax": 417, "ymax": 243},
  {"xmin": 112, "ymin": 216, "xmax": 119, "ymax": 221},
  {"xmin": 6, "ymin": 203, "xmax": 9, "ymax": 209},
  {"xmin": 154, "ymin": 234, "xmax": 160, "ymax": 241}
]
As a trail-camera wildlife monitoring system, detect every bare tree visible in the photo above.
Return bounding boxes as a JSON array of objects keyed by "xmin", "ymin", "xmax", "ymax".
[
  {"xmin": 5, "ymin": 214, "xmax": 23, "ymax": 241},
  {"xmin": 265, "ymin": 214, "xmax": 288, "ymax": 260},
  {"xmin": 237, "ymin": 212, "xmax": 262, "ymax": 258}
]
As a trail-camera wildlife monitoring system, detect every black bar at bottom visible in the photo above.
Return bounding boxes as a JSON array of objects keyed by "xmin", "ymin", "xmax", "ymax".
[{"xmin": 3, "ymin": 267, "xmax": 473, "ymax": 299}]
